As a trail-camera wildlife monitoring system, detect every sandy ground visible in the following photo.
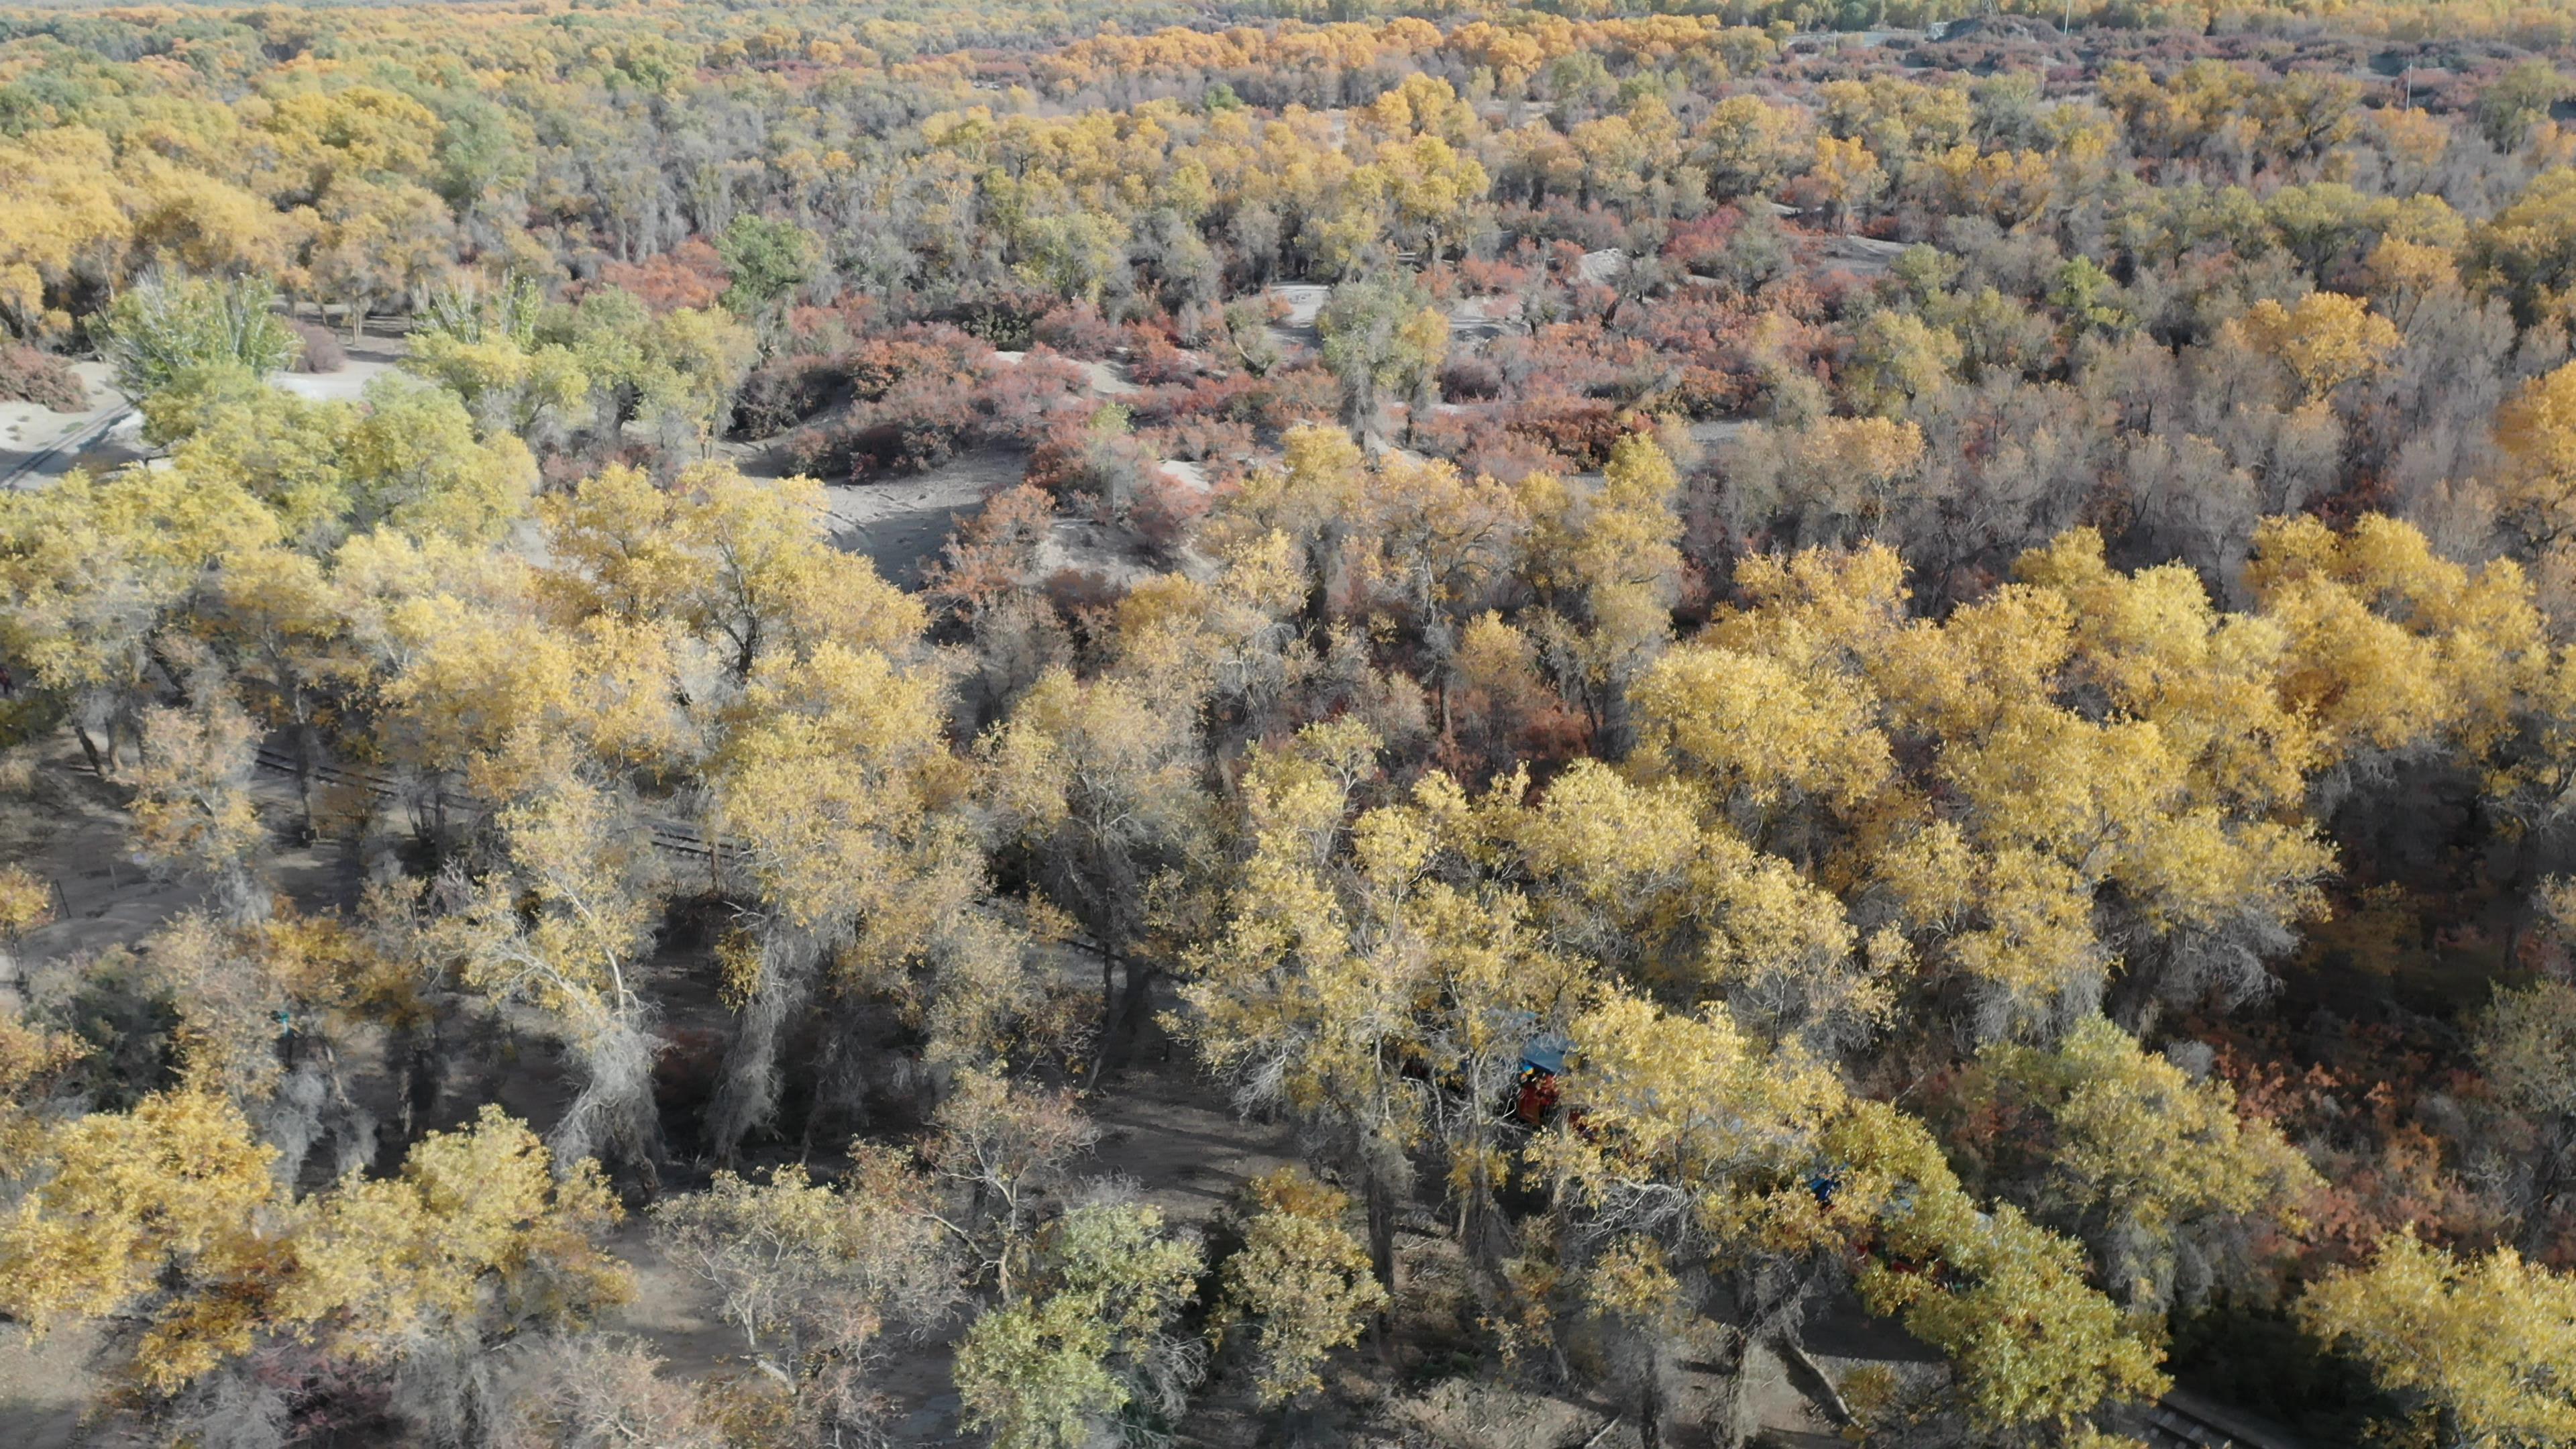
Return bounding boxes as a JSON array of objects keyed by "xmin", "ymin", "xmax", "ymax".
[
  {"xmin": 1263, "ymin": 282, "xmax": 1329, "ymax": 360},
  {"xmin": 0, "ymin": 1321, "xmax": 98, "ymax": 1449},
  {"xmin": 1268, "ymin": 280, "xmax": 1528, "ymax": 334},
  {"xmin": 0, "ymin": 362, "xmax": 123, "ymax": 490},
  {"xmin": 814, "ymin": 444, "xmax": 1028, "ymax": 588},
  {"xmin": 1265, "ymin": 282, "xmax": 1330, "ymax": 329},
  {"xmin": 1448, "ymin": 291, "xmax": 1524, "ymax": 341},
  {"xmin": 1799, "ymin": 232, "xmax": 1911, "ymax": 279},
  {"xmin": 1576, "ymin": 248, "xmax": 1627, "ymax": 286},
  {"xmin": 0, "ymin": 741, "xmax": 356, "ymax": 977},
  {"xmin": 271, "ymin": 338, "xmax": 407, "ymax": 405},
  {"xmin": 788, "ymin": 346, "xmax": 1209, "ymax": 591},
  {"xmin": 1078, "ymin": 358, "xmax": 1138, "ymax": 398}
]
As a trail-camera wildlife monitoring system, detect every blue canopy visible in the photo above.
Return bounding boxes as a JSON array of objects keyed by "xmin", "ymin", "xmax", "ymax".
[{"xmin": 1519, "ymin": 1033, "xmax": 1572, "ymax": 1075}]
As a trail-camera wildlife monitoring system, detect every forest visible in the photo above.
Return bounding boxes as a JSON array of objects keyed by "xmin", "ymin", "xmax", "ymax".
[{"xmin": 7, "ymin": 0, "xmax": 2576, "ymax": 1445}]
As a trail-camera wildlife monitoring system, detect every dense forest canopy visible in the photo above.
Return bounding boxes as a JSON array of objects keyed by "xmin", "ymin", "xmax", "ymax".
[{"xmin": 7, "ymin": 0, "xmax": 2576, "ymax": 1446}]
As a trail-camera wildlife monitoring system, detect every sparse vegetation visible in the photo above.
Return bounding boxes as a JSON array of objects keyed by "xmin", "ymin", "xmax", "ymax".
[{"xmin": 6, "ymin": 3, "xmax": 2576, "ymax": 1446}]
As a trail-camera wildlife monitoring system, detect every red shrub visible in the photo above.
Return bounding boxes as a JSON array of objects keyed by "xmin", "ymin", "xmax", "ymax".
[
  {"xmin": 1130, "ymin": 469, "xmax": 1210, "ymax": 558},
  {"xmin": 1484, "ymin": 319, "xmax": 1660, "ymax": 403},
  {"xmin": 1142, "ymin": 416, "xmax": 1255, "ymax": 462},
  {"xmin": 1134, "ymin": 366, "xmax": 1336, "ymax": 434},
  {"xmin": 1044, "ymin": 567, "xmax": 1128, "ymax": 622},
  {"xmin": 847, "ymin": 329, "xmax": 986, "ymax": 401},
  {"xmin": 922, "ymin": 483, "xmax": 1059, "ymax": 619},
  {"xmin": 594, "ymin": 238, "xmax": 729, "ymax": 315},
  {"xmin": 1128, "ymin": 340, "xmax": 1210, "ymax": 386},
  {"xmin": 943, "ymin": 284, "xmax": 1061, "ymax": 350},
  {"xmin": 975, "ymin": 346, "xmax": 1093, "ymax": 445},
  {"xmin": 1248, "ymin": 365, "xmax": 1340, "ymax": 431},
  {"xmin": 1135, "ymin": 371, "xmax": 1264, "ymax": 426},
  {"xmin": 1457, "ymin": 254, "xmax": 1538, "ymax": 297},
  {"xmin": 1021, "ymin": 420, "xmax": 1095, "ymax": 496},
  {"xmin": 1440, "ymin": 356, "xmax": 1503, "ymax": 402},
  {"xmin": 1022, "ymin": 413, "xmax": 1157, "ymax": 508},
  {"xmin": 850, "ymin": 375, "xmax": 981, "ymax": 474},
  {"xmin": 287, "ymin": 322, "xmax": 345, "ymax": 374},
  {"xmin": 778, "ymin": 298, "xmax": 879, "ymax": 357},
  {"xmin": 1406, "ymin": 406, "xmax": 1474, "ymax": 461},
  {"xmin": 737, "ymin": 353, "xmax": 852, "ymax": 435},
  {"xmin": 1456, "ymin": 420, "xmax": 1571, "ymax": 484},
  {"xmin": 1506, "ymin": 394, "xmax": 1627, "ymax": 470},
  {"xmin": 1662, "ymin": 206, "xmax": 1757, "ymax": 277},
  {"xmin": 787, "ymin": 333, "xmax": 994, "ymax": 480},
  {"xmin": 0, "ymin": 346, "xmax": 88, "ymax": 411},
  {"xmin": 1672, "ymin": 364, "xmax": 1752, "ymax": 418},
  {"xmin": 1031, "ymin": 303, "xmax": 1126, "ymax": 360}
]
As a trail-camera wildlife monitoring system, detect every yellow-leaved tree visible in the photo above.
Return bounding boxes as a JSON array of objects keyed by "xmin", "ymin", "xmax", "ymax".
[
  {"xmin": 1538, "ymin": 991, "xmax": 2167, "ymax": 1444},
  {"xmin": 708, "ymin": 638, "xmax": 983, "ymax": 1159},
  {"xmin": 2299, "ymin": 1232, "xmax": 2576, "ymax": 1449},
  {"xmin": 0, "ymin": 1095, "xmax": 627, "ymax": 1411},
  {"xmin": 1179, "ymin": 718, "xmax": 1588, "ymax": 1288},
  {"xmin": 1210, "ymin": 1169, "xmax": 1387, "ymax": 1409},
  {"xmin": 429, "ymin": 761, "xmax": 670, "ymax": 1184},
  {"xmin": 1518, "ymin": 431, "xmax": 1685, "ymax": 751}
]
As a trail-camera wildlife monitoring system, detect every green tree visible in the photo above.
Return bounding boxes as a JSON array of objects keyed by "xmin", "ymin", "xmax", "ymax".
[
  {"xmin": 716, "ymin": 214, "xmax": 822, "ymax": 319},
  {"xmin": 953, "ymin": 1201, "xmax": 1204, "ymax": 1449},
  {"xmin": 1842, "ymin": 307, "xmax": 1962, "ymax": 417},
  {"xmin": 926, "ymin": 1069, "xmax": 1099, "ymax": 1302},
  {"xmin": 2050, "ymin": 256, "xmax": 2132, "ymax": 339},
  {"xmin": 95, "ymin": 273, "xmax": 299, "ymax": 402},
  {"xmin": 979, "ymin": 665, "xmax": 1214, "ymax": 1071},
  {"xmin": 2480, "ymin": 58, "xmax": 2568, "ymax": 154},
  {"xmin": 1181, "ymin": 720, "xmax": 1589, "ymax": 1291},
  {"xmin": 2475, "ymin": 977, "xmax": 2576, "ymax": 1252},
  {"xmin": 1519, "ymin": 432, "xmax": 1684, "ymax": 747},
  {"xmin": 120, "ymin": 686, "xmax": 269, "ymax": 924},
  {"xmin": 427, "ymin": 765, "xmax": 669, "ymax": 1187},
  {"xmin": 1316, "ymin": 272, "xmax": 1448, "ymax": 442},
  {"xmin": 1967, "ymin": 1016, "xmax": 2320, "ymax": 1311}
]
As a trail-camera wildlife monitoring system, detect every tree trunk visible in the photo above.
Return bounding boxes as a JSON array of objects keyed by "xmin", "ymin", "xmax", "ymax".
[
  {"xmin": 551, "ymin": 1009, "xmax": 665, "ymax": 1194},
  {"xmin": 386, "ymin": 1017, "xmax": 442, "ymax": 1161},
  {"xmin": 709, "ymin": 926, "xmax": 820, "ymax": 1163},
  {"xmin": 292, "ymin": 716, "xmax": 321, "ymax": 841},
  {"xmin": 1085, "ymin": 947, "xmax": 1118, "ymax": 1087},
  {"xmin": 1112, "ymin": 957, "xmax": 1161, "ymax": 1066},
  {"xmin": 1364, "ymin": 1169, "xmax": 1399, "ymax": 1296}
]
